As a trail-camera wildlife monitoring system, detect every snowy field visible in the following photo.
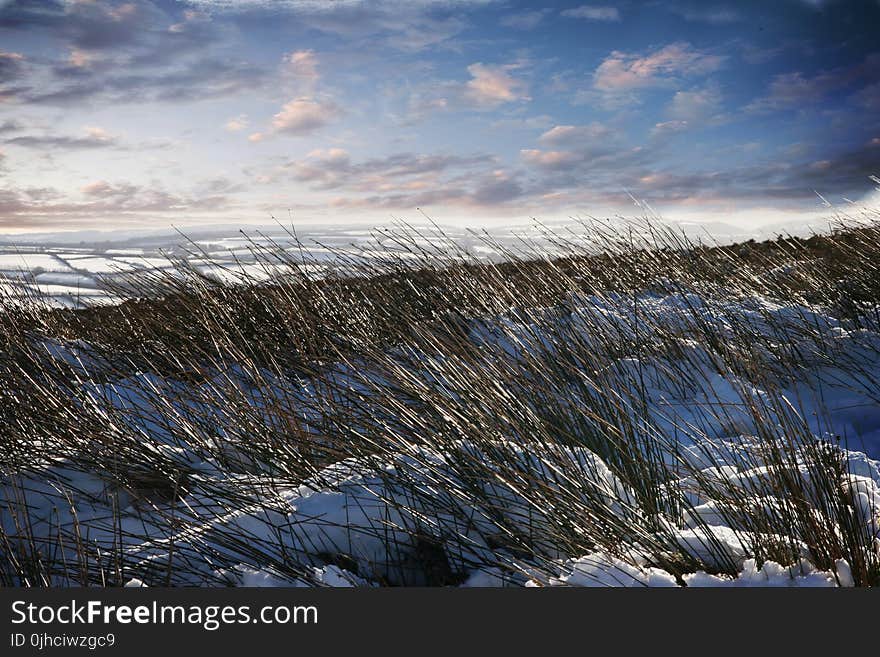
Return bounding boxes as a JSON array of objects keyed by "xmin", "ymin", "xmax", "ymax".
[
  {"xmin": 0, "ymin": 219, "xmax": 810, "ymax": 309},
  {"xmin": 2, "ymin": 221, "xmax": 879, "ymax": 587}
]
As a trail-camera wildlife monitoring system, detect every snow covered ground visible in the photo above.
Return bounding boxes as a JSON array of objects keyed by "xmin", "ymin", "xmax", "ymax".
[
  {"xmin": 0, "ymin": 219, "xmax": 809, "ymax": 308},
  {"xmin": 3, "ymin": 275, "xmax": 878, "ymax": 587}
]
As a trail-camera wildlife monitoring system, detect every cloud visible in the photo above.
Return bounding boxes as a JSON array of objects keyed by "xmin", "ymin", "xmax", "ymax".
[
  {"xmin": 246, "ymin": 51, "xmax": 338, "ymax": 138},
  {"xmin": 168, "ymin": 8, "xmax": 213, "ymax": 34},
  {"xmin": 667, "ymin": 84, "xmax": 723, "ymax": 122},
  {"xmin": 270, "ymin": 97, "xmax": 340, "ymax": 136},
  {"xmin": 396, "ymin": 61, "xmax": 531, "ymax": 121},
  {"xmin": 0, "ymin": 50, "xmax": 24, "ymax": 82},
  {"xmin": 66, "ymin": 48, "xmax": 93, "ymax": 68},
  {"xmin": 538, "ymin": 122, "xmax": 614, "ymax": 145},
  {"xmin": 184, "ymin": 0, "xmax": 496, "ymax": 52},
  {"xmin": 665, "ymin": 2, "xmax": 741, "ymax": 24},
  {"xmin": 746, "ymin": 70, "xmax": 841, "ymax": 113},
  {"xmin": 0, "ymin": 1, "xmax": 220, "ymax": 55},
  {"xmin": 560, "ymin": 5, "xmax": 621, "ymax": 21},
  {"xmin": 2, "ymin": 125, "xmax": 172, "ymax": 152},
  {"xmin": 520, "ymin": 149, "xmax": 580, "ymax": 169},
  {"xmin": 321, "ymin": 167, "xmax": 526, "ymax": 211},
  {"xmin": 470, "ymin": 170, "xmax": 523, "ymax": 204},
  {"xmin": 518, "ymin": 138, "xmax": 675, "ymax": 203},
  {"xmin": 266, "ymin": 147, "xmax": 523, "ymax": 209},
  {"xmin": 283, "ymin": 49, "xmax": 319, "ymax": 82},
  {"xmin": 0, "ymin": 179, "xmax": 234, "ymax": 229},
  {"xmin": 224, "ymin": 114, "xmax": 249, "ymax": 131},
  {"xmin": 535, "ymin": 148, "xmax": 647, "ymax": 176},
  {"xmin": 0, "ymin": 119, "xmax": 23, "ymax": 134},
  {"xmin": 285, "ymin": 148, "xmax": 351, "ymax": 187},
  {"xmin": 745, "ymin": 54, "xmax": 880, "ymax": 113},
  {"xmin": 513, "ymin": 122, "xmax": 879, "ymax": 210},
  {"xmin": 601, "ymin": 139, "xmax": 880, "ymax": 206},
  {"xmin": 196, "ymin": 175, "xmax": 246, "ymax": 195},
  {"xmin": 500, "ymin": 10, "xmax": 547, "ymax": 30},
  {"xmin": 464, "ymin": 63, "xmax": 529, "ymax": 108},
  {"xmin": 738, "ymin": 43, "xmax": 785, "ymax": 65},
  {"xmin": 3, "ymin": 126, "xmax": 118, "ymax": 150},
  {"xmin": 489, "ymin": 114, "xmax": 554, "ymax": 131},
  {"xmin": 593, "ymin": 42, "xmax": 725, "ymax": 91},
  {"xmin": 855, "ymin": 82, "xmax": 880, "ymax": 110},
  {"xmin": 578, "ymin": 43, "xmax": 726, "ymax": 111},
  {"xmin": 80, "ymin": 180, "xmax": 138, "ymax": 198},
  {"xmin": 183, "ymin": 0, "xmax": 495, "ymax": 11},
  {"xmin": 0, "ymin": 1, "xmax": 262, "ymax": 106},
  {"xmin": 283, "ymin": 149, "xmax": 495, "ymax": 190},
  {"xmin": 20, "ymin": 55, "xmax": 269, "ymax": 106},
  {"xmin": 402, "ymin": 95, "xmax": 450, "ymax": 124},
  {"xmin": 650, "ymin": 120, "xmax": 689, "ymax": 138},
  {"xmin": 2, "ymin": 0, "xmax": 876, "ymax": 227}
]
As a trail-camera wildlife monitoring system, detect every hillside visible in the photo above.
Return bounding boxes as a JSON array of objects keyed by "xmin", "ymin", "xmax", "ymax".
[{"xmin": 2, "ymin": 219, "xmax": 879, "ymax": 587}]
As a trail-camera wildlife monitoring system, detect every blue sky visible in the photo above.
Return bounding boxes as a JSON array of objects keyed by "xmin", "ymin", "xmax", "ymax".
[{"xmin": 0, "ymin": 0, "xmax": 878, "ymax": 232}]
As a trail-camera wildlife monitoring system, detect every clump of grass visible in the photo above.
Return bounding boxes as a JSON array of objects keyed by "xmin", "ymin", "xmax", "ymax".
[{"xmin": 1, "ymin": 214, "xmax": 879, "ymax": 586}]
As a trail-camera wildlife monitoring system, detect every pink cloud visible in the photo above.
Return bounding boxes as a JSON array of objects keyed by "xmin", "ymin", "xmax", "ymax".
[
  {"xmin": 271, "ymin": 97, "xmax": 339, "ymax": 135},
  {"xmin": 594, "ymin": 42, "xmax": 724, "ymax": 91},
  {"xmin": 539, "ymin": 122, "xmax": 612, "ymax": 145},
  {"xmin": 284, "ymin": 49, "xmax": 320, "ymax": 82},
  {"xmin": 465, "ymin": 63, "xmax": 530, "ymax": 108},
  {"xmin": 520, "ymin": 148, "xmax": 579, "ymax": 169}
]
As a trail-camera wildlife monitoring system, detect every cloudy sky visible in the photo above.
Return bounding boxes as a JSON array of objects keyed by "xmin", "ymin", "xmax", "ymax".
[{"xmin": 0, "ymin": 0, "xmax": 878, "ymax": 233}]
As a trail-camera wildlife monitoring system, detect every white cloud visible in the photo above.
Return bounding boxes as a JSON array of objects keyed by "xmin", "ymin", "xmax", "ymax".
[
  {"xmin": 650, "ymin": 120, "xmax": 689, "ymax": 138},
  {"xmin": 224, "ymin": 114, "xmax": 249, "ymax": 131},
  {"xmin": 83, "ymin": 126, "xmax": 115, "ymax": 143},
  {"xmin": 183, "ymin": 1, "xmax": 495, "ymax": 10},
  {"xmin": 284, "ymin": 49, "xmax": 319, "ymax": 82},
  {"xmin": 287, "ymin": 148, "xmax": 353, "ymax": 186},
  {"xmin": 667, "ymin": 84, "xmax": 723, "ymax": 122},
  {"xmin": 539, "ymin": 122, "xmax": 613, "ymax": 145},
  {"xmin": 169, "ymin": 8, "xmax": 212, "ymax": 32},
  {"xmin": 464, "ymin": 63, "xmax": 529, "ymax": 108},
  {"xmin": 500, "ymin": 10, "xmax": 547, "ymax": 30},
  {"xmin": 271, "ymin": 97, "xmax": 340, "ymax": 135},
  {"xmin": 490, "ymin": 114, "xmax": 554, "ymax": 130},
  {"xmin": 593, "ymin": 43, "xmax": 725, "ymax": 91},
  {"xmin": 81, "ymin": 180, "xmax": 115, "ymax": 197},
  {"xmin": 182, "ymin": 1, "xmax": 497, "ymax": 51},
  {"xmin": 520, "ymin": 148, "xmax": 579, "ymax": 169},
  {"xmin": 561, "ymin": 5, "xmax": 621, "ymax": 21},
  {"xmin": 67, "ymin": 48, "xmax": 93, "ymax": 68}
]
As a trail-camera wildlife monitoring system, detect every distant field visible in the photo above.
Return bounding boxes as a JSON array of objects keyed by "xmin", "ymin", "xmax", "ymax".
[{"xmin": 0, "ymin": 219, "xmax": 817, "ymax": 308}]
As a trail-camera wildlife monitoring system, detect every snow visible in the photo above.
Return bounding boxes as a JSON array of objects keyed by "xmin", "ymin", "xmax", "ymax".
[
  {"xmin": 544, "ymin": 554, "xmax": 680, "ymax": 587},
  {"xmin": 34, "ymin": 272, "xmax": 99, "ymax": 288},
  {"xmin": 681, "ymin": 559, "xmax": 840, "ymax": 587},
  {"xmin": 66, "ymin": 256, "xmax": 138, "ymax": 273},
  {"xmin": 3, "ymin": 269, "xmax": 880, "ymax": 586},
  {"xmin": 0, "ymin": 252, "xmax": 72, "ymax": 272}
]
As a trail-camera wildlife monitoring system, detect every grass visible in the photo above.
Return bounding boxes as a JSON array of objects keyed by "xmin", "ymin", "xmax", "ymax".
[{"xmin": 1, "ymin": 214, "xmax": 879, "ymax": 586}]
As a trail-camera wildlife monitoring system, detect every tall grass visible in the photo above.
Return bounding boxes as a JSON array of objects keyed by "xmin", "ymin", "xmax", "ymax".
[{"xmin": 1, "ymin": 216, "xmax": 879, "ymax": 586}]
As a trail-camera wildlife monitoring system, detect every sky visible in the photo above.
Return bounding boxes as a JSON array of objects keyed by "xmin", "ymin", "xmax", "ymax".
[{"xmin": 0, "ymin": 0, "xmax": 879, "ymax": 234}]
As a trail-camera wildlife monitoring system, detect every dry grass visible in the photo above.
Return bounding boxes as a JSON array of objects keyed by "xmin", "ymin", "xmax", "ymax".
[{"xmin": 1, "ymin": 215, "xmax": 879, "ymax": 586}]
